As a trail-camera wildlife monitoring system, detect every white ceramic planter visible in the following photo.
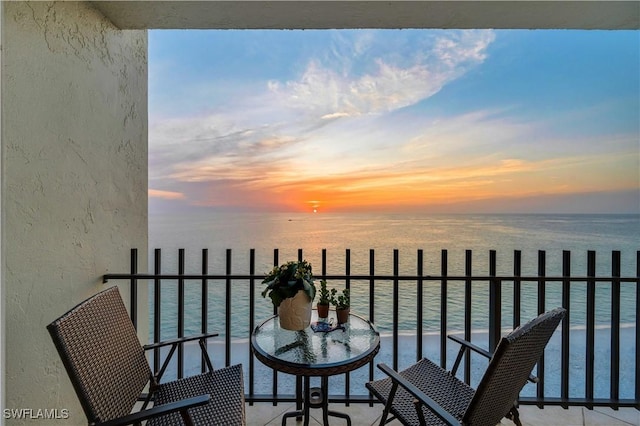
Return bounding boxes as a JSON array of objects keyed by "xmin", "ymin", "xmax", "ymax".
[{"xmin": 278, "ymin": 290, "xmax": 312, "ymax": 330}]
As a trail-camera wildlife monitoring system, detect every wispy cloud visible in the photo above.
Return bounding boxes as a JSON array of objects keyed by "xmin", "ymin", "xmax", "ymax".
[
  {"xmin": 148, "ymin": 189, "xmax": 186, "ymax": 200},
  {"xmin": 267, "ymin": 30, "xmax": 495, "ymax": 118},
  {"xmin": 150, "ymin": 30, "xmax": 496, "ymax": 188}
]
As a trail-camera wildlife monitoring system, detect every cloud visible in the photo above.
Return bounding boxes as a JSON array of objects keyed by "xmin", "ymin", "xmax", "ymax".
[
  {"xmin": 152, "ymin": 102, "xmax": 637, "ymax": 211},
  {"xmin": 148, "ymin": 189, "xmax": 186, "ymax": 200},
  {"xmin": 266, "ymin": 30, "xmax": 495, "ymax": 119},
  {"xmin": 150, "ymin": 30, "xmax": 496, "ymax": 174},
  {"xmin": 321, "ymin": 112, "xmax": 352, "ymax": 120}
]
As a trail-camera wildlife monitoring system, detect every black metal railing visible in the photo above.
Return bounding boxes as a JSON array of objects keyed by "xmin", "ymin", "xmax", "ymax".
[{"xmin": 103, "ymin": 248, "xmax": 640, "ymax": 409}]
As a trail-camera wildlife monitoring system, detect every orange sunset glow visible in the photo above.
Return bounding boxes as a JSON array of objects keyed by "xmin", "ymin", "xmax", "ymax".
[{"xmin": 154, "ymin": 145, "xmax": 638, "ymax": 213}]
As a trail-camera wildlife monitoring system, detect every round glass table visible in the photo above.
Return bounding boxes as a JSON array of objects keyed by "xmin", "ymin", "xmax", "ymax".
[{"xmin": 251, "ymin": 310, "xmax": 380, "ymax": 426}]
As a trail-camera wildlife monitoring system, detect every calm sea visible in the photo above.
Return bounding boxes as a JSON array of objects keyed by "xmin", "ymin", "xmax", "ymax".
[{"xmin": 149, "ymin": 212, "xmax": 639, "ymax": 398}]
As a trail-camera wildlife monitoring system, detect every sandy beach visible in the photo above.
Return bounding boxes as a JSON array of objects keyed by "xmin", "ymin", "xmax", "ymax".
[{"xmin": 159, "ymin": 325, "xmax": 636, "ymax": 400}]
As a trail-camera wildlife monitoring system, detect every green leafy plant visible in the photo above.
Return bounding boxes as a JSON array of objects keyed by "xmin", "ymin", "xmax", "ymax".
[
  {"xmin": 317, "ymin": 279, "xmax": 331, "ymax": 306},
  {"xmin": 261, "ymin": 260, "xmax": 316, "ymax": 308},
  {"xmin": 330, "ymin": 288, "xmax": 350, "ymax": 310}
]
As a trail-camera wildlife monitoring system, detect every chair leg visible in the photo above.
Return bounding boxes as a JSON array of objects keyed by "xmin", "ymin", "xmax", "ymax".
[
  {"xmin": 506, "ymin": 405, "xmax": 522, "ymax": 426},
  {"xmin": 378, "ymin": 383, "xmax": 398, "ymax": 426},
  {"xmin": 413, "ymin": 399, "xmax": 427, "ymax": 426},
  {"xmin": 179, "ymin": 410, "xmax": 195, "ymax": 426}
]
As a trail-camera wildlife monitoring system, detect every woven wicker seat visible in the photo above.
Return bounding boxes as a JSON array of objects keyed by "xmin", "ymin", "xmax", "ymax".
[
  {"xmin": 366, "ymin": 308, "xmax": 566, "ymax": 426},
  {"xmin": 47, "ymin": 286, "xmax": 246, "ymax": 426}
]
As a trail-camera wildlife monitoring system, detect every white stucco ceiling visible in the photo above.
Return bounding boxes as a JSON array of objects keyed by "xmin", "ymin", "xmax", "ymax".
[{"xmin": 90, "ymin": 1, "xmax": 639, "ymax": 30}]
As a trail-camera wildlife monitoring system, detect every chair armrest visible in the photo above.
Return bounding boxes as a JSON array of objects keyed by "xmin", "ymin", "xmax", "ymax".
[
  {"xmin": 447, "ymin": 335, "xmax": 492, "ymax": 359},
  {"xmin": 377, "ymin": 363, "xmax": 460, "ymax": 426},
  {"xmin": 143, "ymin": 332, "xmax": 220, "ymax": 350},
  {"xmin": 447, "ymin": 335, "xmax": 537, "ymax": 383},
  {"xmin": 144, "ymin": 332, "xmax": 219, "ymax": 383},
  {"xmin": 97, "ymin": 394, "xmax": 210, "ymax": 426}
]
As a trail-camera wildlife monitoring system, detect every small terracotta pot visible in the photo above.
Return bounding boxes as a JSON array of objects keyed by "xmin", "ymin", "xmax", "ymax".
[
  {"xmin": 317, "ymin": 303, "xmax": 330, "ymax": 319},
  {"xmin": 336, "ymin": 307, "xmax": 350, "ymax": 324}
]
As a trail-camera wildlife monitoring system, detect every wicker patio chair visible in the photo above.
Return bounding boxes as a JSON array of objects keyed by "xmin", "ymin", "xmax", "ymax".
[
  {"xmin": 366, "ymin": 307, "xmax": 566, "ymax": 426},
  {"xmin": 47, "ymin": 286, "xmax": 246, "ymax": 426}
]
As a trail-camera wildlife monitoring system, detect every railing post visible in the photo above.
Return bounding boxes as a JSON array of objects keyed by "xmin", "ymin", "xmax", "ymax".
[
  {"xmin": 225, "ymin": 249, "xmax": 232, "ymax": 367},
  {"xmin": 488, "ymin": 250, "xmax": 500, "ymax": 352},
  {"xmin": 611, "ymin": 250, "xmax": 621, "ymax": 404},
  {"xmin": 249, "ymin": 248, "xmax": 255, "ymax": 403},
  {"xmin": 440, "ymin": 249, "xmax": 448, "ymax": 368},
  {"xmin": 272, "ymin": 249, "xmax": 279, "ymax": 406},
  {"xmin": 636, "ymin": 250, "xmax": 640, "ymax": 409},
  {"xmin": 130, "ymin": 248, "xmax": 138, "ymax": 328},
  {"xmin": 561, "ymin": 250, "xmax": 570, "ymax": 407},
  {"xmin": 369, "ymin": 248, "xmax": 375, "ymax": 325},
  {"xmin": 153, "ymin": 248, "xmax": 161, "ymax": 372},
  {"xmin": 201, "ymin": 249, "xmax": 208, "ymax": 374},
  {"xmin": 586, "ymin": 250, "xmax": 596, "ymax": 408},
  {"xmin": 464, "ymin": 250, "xmax": 472, "ymax": 384},
  {"xmin": 513, "ymin": 250, "xmax": 521, "ymax": 328},
  {"xmin": 369, "ymin": 249, "xmax": 376, "ymax": 406},
  {"xmin": 178, "ymin": 248, "xmax": 185, "ymax": 379},
  {"xmin": 295, "ymin": 248, "xmax": 304, "ymax": 413},
  {"xmin": 322, "ymin": 249, "xmax": 327, "ymax": 279},
  {"xmin": 417, "ymin": 249, "xmax": 423, "ymax": 363},
  {"xmin": 345, "ymin": 248, "xmax": 351, "ymax": 405},
  {"xmin": 393, "ymin": 249, "xmax": 399, "ymax": 372},
  {"xmin": 536, "ymin": 250, "xmax": 546, "ymax": 407}
]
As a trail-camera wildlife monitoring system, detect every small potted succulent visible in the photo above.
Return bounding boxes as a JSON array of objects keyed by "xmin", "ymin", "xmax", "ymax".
[
  {"xmin": 262, "ymin": 260, "xmax": 316, "ymax": 330},
  {"xmin": 316, "ymin": 279, "xmax": 331, "ymax": 320},
  {"xmin": 331, "ymin": 288, "xmax": 350, "ymax": 324}
]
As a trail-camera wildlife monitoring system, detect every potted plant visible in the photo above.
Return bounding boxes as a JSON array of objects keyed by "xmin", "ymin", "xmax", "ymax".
[
  {"xmin": 316, "ymin": 279, "xmax": 331, "ymax": 320},
  {"xmin": 262, "ymin": 260, "xmax": 316, "ymax": 330},
  {"xmin": 331, "ymin": 288, "xmax": 350, "ymax": 324}
]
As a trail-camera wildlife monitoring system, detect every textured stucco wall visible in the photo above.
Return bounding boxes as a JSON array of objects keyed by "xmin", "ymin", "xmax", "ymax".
[{"xmin": 2, "ymin": 2, "xmax": 148, "ymax": 424}]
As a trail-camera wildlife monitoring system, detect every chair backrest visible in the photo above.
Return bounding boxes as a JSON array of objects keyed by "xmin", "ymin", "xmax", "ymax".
[
  {"xmin": 462, "ymin": 307, "xmax": 566, "ymax": 426},
  {"xmin": 47, "ymin": 286, "xmax": 152, "ymax": 424}
]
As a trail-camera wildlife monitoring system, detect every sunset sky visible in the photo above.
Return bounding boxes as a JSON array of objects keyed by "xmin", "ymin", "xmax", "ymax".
[{"xmin": 148, "ymin": 30, "xmax": 639, "ymax": 214}]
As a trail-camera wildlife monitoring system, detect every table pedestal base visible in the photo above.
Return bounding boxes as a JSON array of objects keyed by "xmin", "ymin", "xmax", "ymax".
[{"xmin": 281, "ymin": 376, "xmax": 352, "ymax": 426}]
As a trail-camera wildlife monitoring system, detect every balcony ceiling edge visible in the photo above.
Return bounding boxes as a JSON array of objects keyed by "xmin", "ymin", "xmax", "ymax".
[{"xmin": 89, "ymin": 1, "xmax": 640, "ymax": 30}]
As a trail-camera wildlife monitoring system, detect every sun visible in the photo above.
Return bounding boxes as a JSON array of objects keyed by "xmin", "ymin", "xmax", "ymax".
[{"xmin": 307, "ymin": 200, "xmax": 320, "ymax": 213}]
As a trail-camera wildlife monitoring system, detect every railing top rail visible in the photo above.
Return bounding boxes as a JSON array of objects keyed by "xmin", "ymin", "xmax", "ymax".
[{"xmin": 103, "ymin": 272, "xmax": 640, "ymax": 283}]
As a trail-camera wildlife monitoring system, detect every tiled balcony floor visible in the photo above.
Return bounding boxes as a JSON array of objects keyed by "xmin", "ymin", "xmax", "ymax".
[{"xmin": 246, "ymin": 403, "xmax": 640, "ymax": 426}]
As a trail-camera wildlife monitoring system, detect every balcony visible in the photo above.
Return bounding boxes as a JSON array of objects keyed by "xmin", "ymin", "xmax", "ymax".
[{"xmin": 105, "ymin": 247, "xmax": 640, "ymax": 424}]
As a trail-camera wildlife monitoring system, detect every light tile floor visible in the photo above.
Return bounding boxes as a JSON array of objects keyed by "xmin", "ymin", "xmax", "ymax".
[{"xmin": 246, "ymin": 403, "xmax": 640, "ymax": 426}]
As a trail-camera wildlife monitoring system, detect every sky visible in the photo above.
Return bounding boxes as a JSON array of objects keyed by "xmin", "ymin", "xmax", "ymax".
[{"xmin": 148, "ymin": 30, "xmax": 639, "ymax": 214}]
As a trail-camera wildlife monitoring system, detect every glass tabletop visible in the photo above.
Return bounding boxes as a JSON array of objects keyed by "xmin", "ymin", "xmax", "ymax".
[{"xmin": 251, "ymin": 310, "xmax": 380, "ymax": 375}]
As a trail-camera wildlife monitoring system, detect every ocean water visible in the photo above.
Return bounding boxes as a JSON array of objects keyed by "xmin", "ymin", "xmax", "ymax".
[
  {"xmin": 149, "ymin": 212, "xmax": 639, "ymax": 335},
  {"xmin": 148, "ymin": 212, "xmax": 639, "ymax": 398}
]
